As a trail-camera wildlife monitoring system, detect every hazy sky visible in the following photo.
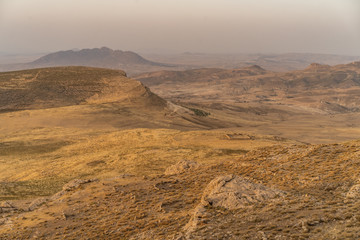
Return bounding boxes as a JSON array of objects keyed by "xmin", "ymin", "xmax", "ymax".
[{"xmin": 0, "ymin": 0, "xmax": 359, "ymax": 55}]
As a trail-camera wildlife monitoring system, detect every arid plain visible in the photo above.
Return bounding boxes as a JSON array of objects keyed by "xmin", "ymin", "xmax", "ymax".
[{"xmin": 1, "ymin": 49, "xmax": 360, "ymax": 239}]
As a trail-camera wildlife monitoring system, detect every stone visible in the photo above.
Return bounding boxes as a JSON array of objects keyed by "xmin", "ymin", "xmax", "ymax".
[{"xmin": 164, "ymin": 160, "xmax": 199, "ymax": 175}]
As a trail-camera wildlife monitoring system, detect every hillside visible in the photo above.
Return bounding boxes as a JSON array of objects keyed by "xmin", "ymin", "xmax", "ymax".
[
  {"xmin": 0, "ymin": 66, "xmax": 165, "ymax": 112},
  {"xmin": 1, "ymin": 128, "xmax": 360, "ymax": 239},
  {"xmin": 0, "ymin": 66, "xmax": 229, "ymax": 132},
  {"xmin": 1, "ymin": 63, "xmax": 360, "ymax": 239},
  {"xmin": 133, "ymin": 62, "xmax": 360, "ymax": 143},
  {"xmin": 135, "ymin": 61, "xmax": 360, "ymax": 113}
]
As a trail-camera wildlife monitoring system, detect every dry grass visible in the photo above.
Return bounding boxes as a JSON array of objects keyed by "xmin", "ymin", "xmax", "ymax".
[
  {"xmin": 1, "ymin": 138, "xmax": 360, "ymax": 239},
  {"xmin": 1, "ymin": 65, "xmax": 360, "ymax": 239},
  {"xmin": 0, "ymin": 127, "xmax": 284, "ymax": 200}
]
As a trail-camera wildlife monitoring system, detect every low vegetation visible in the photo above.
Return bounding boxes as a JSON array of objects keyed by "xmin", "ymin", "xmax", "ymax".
[
  {"xmin": 1, "ymin": 64, "xmax": 360, "ymax": 239},
  {"xmin": 187, "ymin": 107, "xmax": 210, "ymax": 117}
]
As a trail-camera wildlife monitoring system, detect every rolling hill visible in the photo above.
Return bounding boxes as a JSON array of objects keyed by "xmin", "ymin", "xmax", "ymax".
[
  {"xmin": 1, "ymin": 64, "xmax": 360, "ymax": 239},
  {"xmin": 0, "ymin": 66, "xmax": 227, "ymax": 132},
  {"xmin": 134, "ymin": 62, "xmax": 360, "ymax": 143},
  {"xmin": 0, "ymin": 66, "xmax": 165, "ymax": 112},
  {"xmin": 135, "ymin": 61, "xmax": 360, "ymax": 113}
]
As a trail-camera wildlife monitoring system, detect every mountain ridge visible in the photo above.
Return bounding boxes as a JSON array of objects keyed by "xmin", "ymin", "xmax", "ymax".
[{"xmin": 31, "ymin": 47, "xmax": 165, "ymax": 67}]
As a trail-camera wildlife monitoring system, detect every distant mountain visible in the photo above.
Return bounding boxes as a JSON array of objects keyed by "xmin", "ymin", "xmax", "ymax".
[
  {"xmin": 31, "ymin": 47, "xmax": 165, "ymax": 67},
  {"xmin": 0, "ymin": 47, "xmax": 176, "ymax": 75},
  {"xmin": 2, "ymin": 49, "xmax": 359, "ymax": 75}
]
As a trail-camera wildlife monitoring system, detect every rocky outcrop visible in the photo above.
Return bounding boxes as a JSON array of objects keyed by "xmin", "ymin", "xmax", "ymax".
[
  {"xmin": 164, "ymin": 160, "xmax": 199, "ymax": 175},
  {"xmin": 62, "ymin": 179, "xmax": 96, "ymax": 191},
  {"xmin": 346, "ymin": 184, "xmax": 360, "ymax": 199},
  {"xmin": 201, "ymin": 174, "xmax": 284, "ymax": 209},
  {"xmin": 27, "ymin": 179, "xmax": 96, "ymax": 212},
  {"xmin": 184, "ymin": 175, "xmax": 284, "ymax": 237},
  {"xmin": 0, "ymin": 201, "xmax": 16, "ymax": 213}
]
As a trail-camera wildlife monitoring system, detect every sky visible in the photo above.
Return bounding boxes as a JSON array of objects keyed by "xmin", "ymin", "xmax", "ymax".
[{"xmin": 0, "ymin": 0, "xmax": 359, "ymax": 55}]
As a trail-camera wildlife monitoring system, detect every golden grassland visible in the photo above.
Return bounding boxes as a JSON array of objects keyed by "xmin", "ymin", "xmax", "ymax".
[
  {"xmin": 0, "ymin": 127, "xmax": 286, "ymax": 201},
  {"xmin": 1, "ymin": 65, "xmax": 360, "ymax": 239},
  {"xmin": 0, "ymin": 127, "xmax": 359, "ymax": 239}
]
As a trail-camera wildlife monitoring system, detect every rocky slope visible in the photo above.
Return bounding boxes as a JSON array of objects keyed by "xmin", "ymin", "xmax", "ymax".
[
  {"xmin": 1, "ymin": 63, "xmax": 360, "ymax": 239},
  {"xmin": 1, "ymin": 137, "xmax": 360, "ymax": 239}
]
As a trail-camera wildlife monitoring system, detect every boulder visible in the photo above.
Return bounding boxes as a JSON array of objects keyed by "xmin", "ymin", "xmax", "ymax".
[
  {"xmin": 62, "ymin": 179, "xmax": 96, "ymax": 191},
  {"xmin": 184, "ymin": 175, "xmax": 284, "ymax": 237},
  {"xmin": 164, "ymin": 160, "xmax": 199, "ymax": 175},
  {"xmin": 201, "ymin": 174, "xmax": 284, "ymax": 210},
  {"xmin": 346, "ymin": 184, "xmax": 360, "ymax": 199}
]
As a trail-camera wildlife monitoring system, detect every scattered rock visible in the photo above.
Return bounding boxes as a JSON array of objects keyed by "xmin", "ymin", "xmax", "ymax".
[
  {"xmin": 0, "ymin": 217, "xmax": 12, "ymax": 228},
  {"xmin": 28, "ymin": 197, "xmax": 48, "ymax": 211},
  {"xmin": 108, "ymin": 174, "xmax": 135, "ymax": 180},
  {"xmin": 183, "ymin": 205, "xmax": 211, "ymax": 236},
  {"xmin": 158, "ymin": 200, "xmax": 182, "ymax": 213},
  {"xmin": 86, "ymin": 160, "xmax": 105, "ymax": 167},
  {"xmin": 225, "ymin": 133, "xmax": 253, "ymax": 140},
  {"xmin": 27, "ymin": 178, "xmax": 97, "ymax": 210},
  {"xmin": 346, "ymin": 184, "xmax": 360, "ymax": 199},
  {"xmin": 201, "ymin": 174, "xmax": 284, "ymax": 210},
  {"xmin": 54, "ymin": 178, "xmax": 97, "ymax": 200},
  {"xmin": 164, "ymin": 160, "xmax": 199, "ymax": 175},
  {"xmin": 301, "ymin": 221, "xmax": 310, "ymax": 233},
  {"xmin": 153, "ymin": 180, "xmax": 179, "ymax": 190},
  {"xmin": 61, "ymin": 211, "xmax": 75, "ymax": 220},
  {"xmin": 129, "ymin": 230, "xmax": 156, "ymax": 240},
  {"xmin": 62, "ymin": 179, "xmax": 96, "ymax": 191},
  {"xmin": 258, "ymin": 231, "xmax": 268, "ymax": 240},
  {"xmin": 0, "ymin": 201, "xmax": 14, "ymax": 208},
  {"xmin": 184, "ymin": 175, "xmax": 284, "ymax": 237},
  {"xmin": 0, "ymin": 201, "xmax": 16, "ymax": 213}
]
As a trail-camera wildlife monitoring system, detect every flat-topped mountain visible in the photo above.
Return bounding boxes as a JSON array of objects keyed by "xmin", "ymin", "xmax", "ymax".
[
  {"xmin": 31, "ymin": 47, "xmax": 164, "ymax": 67},
  {"xmin": 0, "ymin": 48, "xmax": 177, "ymax": 76}
]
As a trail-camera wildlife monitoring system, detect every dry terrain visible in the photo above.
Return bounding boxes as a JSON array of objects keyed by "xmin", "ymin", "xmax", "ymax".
[
  {"xmin": 142, "ymin": 52, "xmax": 360, "ymax": 72},
  {"xmin": 135, "ymin": 62, "xmax": 360, "ymax": 143},
  {"xmin": 2, "ymin": 48, "xmax": 360, "ymax": 76},
  {"xmin": 1, "ymin": 64, "xmax": 360, "ymax": 239}
]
